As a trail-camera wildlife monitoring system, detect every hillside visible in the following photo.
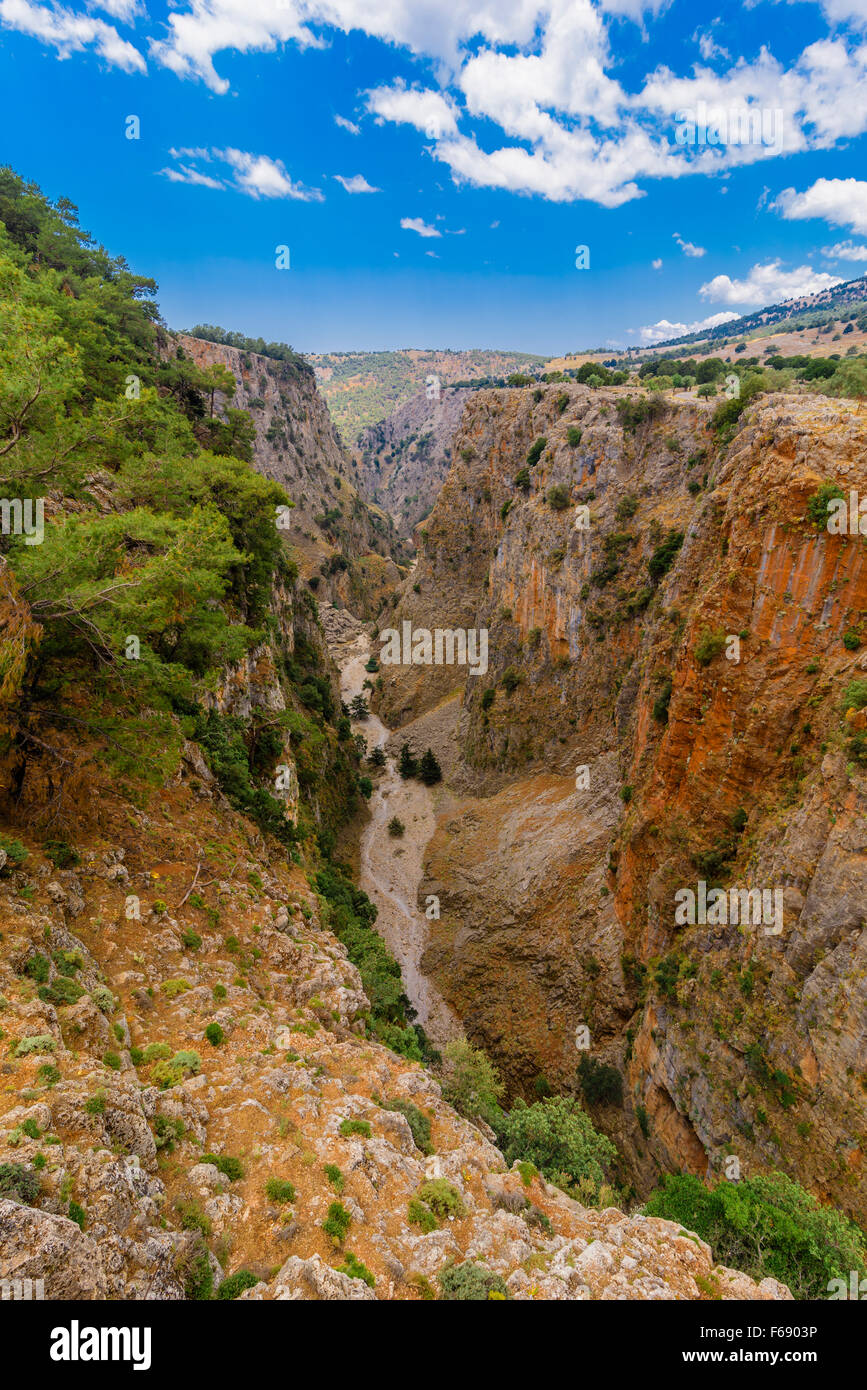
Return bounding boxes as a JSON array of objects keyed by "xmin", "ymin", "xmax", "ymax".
[{"xmin": 309, "ymin": 348, "xmax": 548, "ymax": 442}]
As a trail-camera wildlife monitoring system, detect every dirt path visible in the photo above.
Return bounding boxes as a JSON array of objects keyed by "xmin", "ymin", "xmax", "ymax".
[{"xmin": 338, "ymin": 631, "xmax": 461, "ymax": 1048}]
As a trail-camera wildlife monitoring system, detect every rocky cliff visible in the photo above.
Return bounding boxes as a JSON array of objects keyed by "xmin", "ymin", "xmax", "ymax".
[
  {"xmin": 170, "ymin": 333, "xmax": 407, "ymax": 617},
  {"xmin": 375, "ymin": 381, "xmax": 867, "ymax": 1223},
  {"xmin": 353, "ymin": 386, "xmax": 472, "ymax": 537}
]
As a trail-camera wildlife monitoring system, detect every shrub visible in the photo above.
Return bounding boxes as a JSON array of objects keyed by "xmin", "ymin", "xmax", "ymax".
[
  {"xmin": 43, "ymin": 841, "xmax": 80, "ymax": 869},
  {"xmin": 387, "ymin": 817, "xmax": 405, "ymax": 838},
  {"xmin": 176, "ymin": 1197, "xmax": 212, "ymax": 1235},
  {"xmin": 337, "ymin": 1251, "xmax": 375, "ymax": 1288},
  {"xmin": 68, "ymin": 1201, "xmax": 86, "ymax": 1230},
  {"xmin": 496, "ymin": 1095, "xmax": 617, "ymax": 1196},
  {"xmin": 15, "ymin": 1035, "xmax": 55, "ymax": 1057},
  {"xmin": 39, "ymin": 976, "xmax": 85, "ymax": 1006},
  {"xmin": 20, "ymin": 1117, "xmax": 40, "ymax": 1139},
  {"xmin": 615, "ymin": 493, "xmax": 638, "ymax": 522},
  {"xmin": 546, "ymin": 484, "xmax": 570, "ymax": 510},
  {"xmin": 417, "ymin": 1179, "xmax": 466, "ymax": 1220},
  {"xmin": 438, "ymin": 1261, "xmax": 510, "ymax": 1300},
  {"xmin": 501, "ymin": 667, "xmax": 520, "ymax": 695},
  {"xmin": 201, "ymin": 1153, "xmax": 244, "ymax": 1181},
  {"xmin": 102, "ymin": 1052, "xmax": 122, "ymax": 1071},
  {"xmin": 438, "ymin": 1037, "xmax": 504, "ymax": 1128},
  {"xmin": 265, "ymin": 1177, "xmax": 296, "ymax": 1204},
  {"xmin": 695, "ymin": 627, "xmax": 727, "ymax": 666},
  {"xmin": 213, "ymin": 984, "xmax": 227, "ymax": 1000},
  {"xmin": 380, "ymin": 1098, "xmax": 433, "ymax": 1155},
  {"xmin": 408, "ymin": 1197, "xmax": 439, "ymax": 1232},
  {"xmin": 481, "ymin": 687, "xmax": 495, "ymax": 711},
  {"xmin": 652, "ymin": 677, "xmax": 673, "ymax": 723},
  {"xmin": 160, "ymin": 979, "xmax": 191, "ymax": 999},
  {"xmin": 323, "ymin": 1163, "xmax": 344, "ymax": 1191},
  {"xmin": 37, "ymin": 1064, "xmax": 60, "ymax": 1087},
  {"xmin": 0, "ymin": 1163, "xmax": 41, "ymax": 1204},
  {"xmin": 643, "ymin": 1172, "xmax": 867, "ymax": 1300},
  {"xmin": 142, "ymin": 1042, "xmax": 172, "ymax": 1063},
  {"xmin": 806, "ymin": 482, "xmax": 845, "ymax": 528},
  {"xmin": 566, "ymin": 426, "xmax": 582, "ymax": 447},
  {"xmin": 154, "ymin": 1115, "xmax": 184, "ymax": 1151},
  {"xmin": 181, "ymin": 929, "xmax": 202, "ymax": 951},
  {"xmin": 339, "ymin": 1118, "xmax": 371, "ymax": 1138},
  {"xmin": 526, "ymin": 437, "xmax": 547, "ymax": 466},
  {"xmin": 577, "ymin": 1055, "xmax": 624, "ymax": 1107},
  {"xmin": 513, "ymin": 467, "xmax": 531, "ymax": 491},
  {"xmin": 204, "ymin": 1023, "xmax": 225, "ymax": 1047},
  {"xmin": 647, "ymin": 529, "xmax": 684, "ymax": 582},
  {"xmin": 23, "ymin": 953, "xmax": 50, "ymax": 984},
  {"xmin": 217, "ymin": 1269, "xmax": 259, "ymax": 1300},
  {"xmin": 322, "ymin": 1200, "xmax": 352, "ymax": 1245},
  {"xmin": 84, "ymin": 1093, "xmax": 106, "ymax": 1116},
  {"xmin": 398, "ymin": 744, "xmax": 417, "ymax": 779},
  {"xmin": 418, "ymin": 749, "xmax": 442, "ymax": 785},
  {"xmin": 0, "ymin": 837, "xmax": 28, "ymax": 872},
  {"xmin": 180, "ymin": 1238, "xmax": 214, "ymax": 1301},
  {"xmin": 843, "ymin": 630, "xmax": 861, "ymax": 651}
]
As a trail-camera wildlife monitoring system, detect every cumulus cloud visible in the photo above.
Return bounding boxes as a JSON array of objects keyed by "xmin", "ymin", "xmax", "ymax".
[
  {"xmin": 7, "ymin": 0, "xmax": 867, "ymax": 210},
  {"xmin": 775, "ymin": 177, "xmax": 867, "ymax": 236},
  {"xmin": 699, "ymin": 259, "xmax": 843, "ymax": 305},
  {"xmin": 333, "ymin": 173, "xmax": 380, "ymax": 193},
  {"xmin": 161, "ymin": 147, "xmax": 323, "ymax": 201},
  {"xmin": 637, "ymin": 311, "xmax": 739, "ymax": 344},
  {"xmin": 652, "ymin": 258, "xmax": 663, "ymax": 269},
  {"xmin": 0, "ymin": 0, "xmax": 145, "ymax": 69},
  {"xmin": 822, "ymin": 239, "xmax": 867, "ymax": 261},
  {"xmin": 673, "ymin": 232, "xmax": 706, "ymax": 257},
  {"xmin": 400, "ymin": 216, "xmax": 441, "ymax": 238}
]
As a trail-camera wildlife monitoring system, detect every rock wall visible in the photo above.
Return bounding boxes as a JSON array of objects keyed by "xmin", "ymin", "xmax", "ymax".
[{"xmin": 376, "ymin": 380, "xmax": 867, "ymax": 1221}]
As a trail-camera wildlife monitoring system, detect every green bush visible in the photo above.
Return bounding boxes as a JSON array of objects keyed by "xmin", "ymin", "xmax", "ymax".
[
  {"xmin": 265, "ymin": 1177, "xmax": 296, "ymax": 1204},
  {"xmin": 695, "ymin": 627, "xmax": 727, "ymax": 666},
  {"xmin": 546, "ymin": 484, "xmax": 570, "ymax": 510},
  {"xmin": 84, "ymin": 1093, "xmax": 106, "ymax": 1116},
  {"xmin": 438, "ymin": 1037, "xmax": 504, "ymax": 1128},
  {"xmin": 566, "ymin": 426, "xmax": 582, "ymax": 447},
  {"xmin": 337, "ymin": 1251, "xmax": 375, "ymax": 1288},
  {"xmin": 0, "ymin": 837, "xmax": 28, "ymax": 872},
  {"xmin": 217, "ymin": 1269, "xmax": 259, "ymax": 1300},
  {"xmin": 496, "ymin": 1095, "xmax": 617, "ymax": 1196},
  {"xmin": 438, "ymin": 1261, "xmax": 510, "ymax": 1300},
  {"xmin": 501, "ymin": 667, "xmax": 521, "ymax": 695},
  {"xmin": 417, "ymin": 1179, "xmax": 466, "ymax": 1221},
  {"xmin": 43, "ymin": 840, "xmax": 80, "ymax": 869},
  {"xmin": 843, "ymin": 630, "xmax": 861, "ymax": 651},
  {"xmin": 0, "ymin": 1162, "xmax": 41, "ymax": 1203},
  {"xmin": 323, "ymin": 1164, "xmax": 344, "ymax": 1191},
  {"xmin": 380, "ymin": 1098, "xmax": 433, "ymax": 1155},
  {"xmin": 647, "ymin": 529, "xmax": 684, "ymax": 583},
  {"xmin": 201, "ymin": 1153, "xmax": 244, "ymax": 1181},
  {"xmin": 577, "ymin": 1056, "xmax": 624, "ymax": 1107},
  {"xmin": 15, "ymin": 1035, "xmax": 55, "ymax": 1056},
  {"xmin": 68, "ymin": 1201, "xmax": 86, "ymax": 1230},
  {"xmin": 408, "ymin": 1197, "xmax": 439, "ymax": 1232},
  {"xmin": 643, "ymin": 1172, "xmax": 867, "ymax": 1300},
  {"xmin": 652, "ymin": 677, "xmax": 673, "ymax": 724},
  {"xmin": 526, "ymin": 437, "xmax": 547, "ymax": 467},
  {"xmin": 339, "ymin": 1118, "xmax": 371, "ymax": 1138},
  {"xmin": 204, "ymin": 1022, "xmax": 225, "ymax": 1047},
  {"xmin": 513, "ymin": 467, "xmax": 531, "ymax": 492},
  {"xmin": 175, "ymin": 1197, "xmax": 212, "ymax": 1236},
  {"xmin": 23, "ymin": 954, "xmax": 50, "ymax": 984},
  {"xmin": 323, "ymin": 1200, "xmax": 352, "ymax": 1245}
]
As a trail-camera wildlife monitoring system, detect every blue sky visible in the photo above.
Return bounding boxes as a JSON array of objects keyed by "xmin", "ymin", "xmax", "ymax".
[{"xmin": 2, "ymin": 0, "xmax": 867, "ymax": 353}]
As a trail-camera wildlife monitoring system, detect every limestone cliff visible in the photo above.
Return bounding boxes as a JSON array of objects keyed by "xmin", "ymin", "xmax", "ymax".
[{"xmin": 376, "ymin": 381, "xmax": 867, "ymax": 1223}]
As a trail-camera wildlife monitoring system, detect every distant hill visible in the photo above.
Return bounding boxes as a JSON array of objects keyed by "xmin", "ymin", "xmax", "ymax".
[
  {"xmin": 648, "ymin": 275, "xmax": 867, "ymax": 353},
  {"xmin": 308, "ymin": 348, "xmax": 548, "ymax": 441}
]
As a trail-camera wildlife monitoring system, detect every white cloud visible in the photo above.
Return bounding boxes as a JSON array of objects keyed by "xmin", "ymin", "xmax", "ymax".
[
  {"xmin": 822, "ymin": 239, "xmax": 867, "ymax": 261},
  {"xmin": 775, "ymin": 177, "xmax": 867, "ymax": 236},
  {"xmin": 160, "ymin": 164, "xmax": 224, "ymax": 190},
  {"xmin": 0, "ymin": 0, "xmax": 145, "ymax": 69},
  {"xmin": 699, "ymin": 259, "xmax": 843, "ymax": 305},
  {"xmin": 673, "ymin": 231, "xmax": 706, "ymax": 257},
  {"xmin": 638, "ymin": 311, "xmax": 739, "ymax": 344},
  {"xmin": 400, "ymin": 216, "xmax": 441, "ymax": 238},
  {"xmin": 425, "ymin": 250, "xmax": 440, "ymax": 258},
  {"xmin": 333, "ymin": 173, "xmax": 380, "ymax": 193},
  {"xmin": 219, "ymin": 148, "xmax": 323, "ymax": 200},
  {"xmin": 366, "ymin": 81, "xmax": 459, "ymax": 139},
  {"xmin": 161, "ymin": 147, "xmax": 323, "ymax": 201},
  {"xmin": 652, "ymin": 257, "xmax": 663, "ymax": 269},
  {"xmin": 8, "ymin": 0, "xmax": 867, "ymax": 211}
]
